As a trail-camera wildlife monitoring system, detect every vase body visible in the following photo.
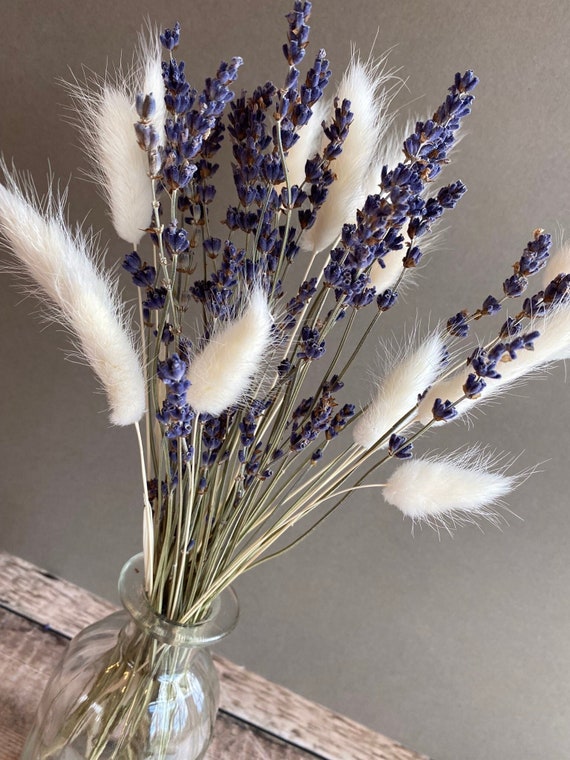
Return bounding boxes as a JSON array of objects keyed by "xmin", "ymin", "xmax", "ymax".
[{"xmin": 21, "ymin": 555, "xmax": 238, "ymax": 760}]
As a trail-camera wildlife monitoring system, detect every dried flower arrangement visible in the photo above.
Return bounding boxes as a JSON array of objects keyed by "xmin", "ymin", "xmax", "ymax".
[
  {"xmin": 2, "ymin": 1, "xmax": 567, "ymax": 617},
  {"xmin": 3, "ymin": 2, "xmax": 570, "ymax": 756}
]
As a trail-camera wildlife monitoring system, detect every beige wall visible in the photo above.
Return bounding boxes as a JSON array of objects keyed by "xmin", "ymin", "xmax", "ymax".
[{"xmin": 1, "ymin": 2, "xmax": 570, "ymax": 758}]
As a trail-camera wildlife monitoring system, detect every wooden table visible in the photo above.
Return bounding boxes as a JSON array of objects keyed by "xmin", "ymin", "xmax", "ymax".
[{"xmin": 0, "ymin": 553, "xmax": 429, "ymax": 760}]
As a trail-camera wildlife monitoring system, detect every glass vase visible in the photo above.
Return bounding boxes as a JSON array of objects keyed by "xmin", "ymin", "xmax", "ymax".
[{"xmin": 21, "ymin": 554, "xmax": 239, "ymax": 760}]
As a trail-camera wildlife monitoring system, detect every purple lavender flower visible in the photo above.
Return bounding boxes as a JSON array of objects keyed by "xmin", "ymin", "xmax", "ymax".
[
  {"xmin": 518, "ymin": 230, "xmax": 551, "ymax": 276},
  {"xmin": 123, "ymin": 251, "xmax": 157, "ymax": 290},
  {"xmin": 503, "ymin": 273, "xmax": 528, "ymax": 298},
  {"xmin": 480, "ymin": 295, "xmax": 502, "ymax": 316},
  {"xmin": 377, "ymin": 289, "xmax": 398, "ymax": 311},
  {"xmin": 201, "ymin": 413, "xmax": 231, "ymax": 466},
  {"xmin": 463, "ymin": 373, "xmax": 487, "ymax": 399},
  {"xmin": 388, "ymin": 434, "xmax": 413, "ymax": 459},
  {"xmin": 287, "ymin": 278, "xmax": 318, "ymax": 317},
  {"xmin": 143, "ymin": 287, "xmax": 168, "ymax": 310},
  {"xmin": 544, "ymin": 272, "xmax": 570, "ymax": 305},
  {"xmin": 322, "ymin": 99, "xmax": 353, "ymax": 161},
  {"xmin": 447, "ymin": 310, "xmax": 470, "ymax": 337},
  {"xmin": 156, "ymin": 354, "xmax": 194, "ymax": 439},
  {"xmin": 503, "ymin": 330, "xmax": 540, "ymax": 359},
  {"xmin": 283, "ymin": 1, "xmax": 312, "ymax": 67},
  {"xmin": 160, "ymin": 21, "xmax": 181, "ymax": 51},
  {"xmin": 134, "ymin": 121, "xmax": 160, "ymax": 152},
  {"xmin": 522, "ymin": 273, "xmax": 570, "ymax": 317},
  {"xmin": 432, "ymin": 398, "xmax": 459, "ymax": 421},
  {"xmin": 468, "ymin": 347, "xmax": 502, "ymax": 379},
  {"xmin": 162, "ymin": 59, "xmax": 194, "ymax": 115},
  {"xmin": 163, "ymin": 223, "xmax": 189, "ymax": 256},
  {"xmin": 326, "ymin": 403, "xmax": 355, "ymax": 439},
  {"xmin": 297, "ymin": 325, "xmax": 325, "ymax": 360}
]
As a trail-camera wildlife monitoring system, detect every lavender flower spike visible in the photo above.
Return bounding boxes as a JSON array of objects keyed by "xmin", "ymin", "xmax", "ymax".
[
  {"xmin": 417, "ymin": 304, "xmax": 570, "ymax": 424},
  {"xmin": 0, "ymin": 172, "xmax": 146, "ymax": 425},
  {"xmin": 302, "ymin": 54, "xmax": 396, "ymax": 254}
]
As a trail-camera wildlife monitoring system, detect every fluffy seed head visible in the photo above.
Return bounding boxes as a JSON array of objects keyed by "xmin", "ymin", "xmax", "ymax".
[
  {"xmin": 96, "ymin": 87, "xmax": 153, "ymax": 244},
  {"xmin": 138, "ymin": 27, "xmax": 167, "ymax": 143},
  {"xmin": 382, "ymin": 448, "xmax": 518, "ymax": 526},
  {"xmin": 0, "ymin": 170, "xmax": 146, "ymax": 426},
  {"xmin": 353, "ymin": 331, "xmax": 447, "ymax": 448},
  {"xmin": 65, "ymin": 30, "xmax": 165, "ymax": 245},
  {"xmin": 186, "ymin": 288, "xmax": 274, "ymax": 415},
  {"xmin": 302, "ymin": 54, "xmax": 396, "ymax": 254}
]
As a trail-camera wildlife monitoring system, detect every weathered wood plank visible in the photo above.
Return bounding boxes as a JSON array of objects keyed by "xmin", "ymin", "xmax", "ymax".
[
  {"xmin": 212, "ymin": 714, "xmax": 318, "ymax": 760},
  {"xmin": 0, "ymin": 553, "xmax": 116, "ymax": 633},
  {"xmin": 215, "ymin": 659, "xmax": 427, "ymax": 760},
  {"xmin": 0, "ymin": 553, "xmax": 429, "ymax": 760},
  {"xmin": 0, "ymin": 612, "xmax": 68, "ymax": 759}
]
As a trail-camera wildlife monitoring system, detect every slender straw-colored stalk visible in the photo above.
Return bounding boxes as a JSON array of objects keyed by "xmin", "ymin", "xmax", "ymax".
[{"xmin": 135, "ymin": 421, "xmax": 154, "ymax": 595}]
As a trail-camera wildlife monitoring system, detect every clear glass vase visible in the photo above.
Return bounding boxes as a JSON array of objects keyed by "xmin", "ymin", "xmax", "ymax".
[{"xmin": 21, "ymin": 554, "xmax": 239, "ymax": 760}]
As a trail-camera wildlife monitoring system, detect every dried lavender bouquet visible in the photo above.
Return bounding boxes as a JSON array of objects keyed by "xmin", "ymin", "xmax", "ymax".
[{"xmin": 4, "ymin": 2, "xmax": 570, "ymax": 758}]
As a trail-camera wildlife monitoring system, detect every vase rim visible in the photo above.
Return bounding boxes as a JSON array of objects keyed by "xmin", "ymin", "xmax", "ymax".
[{"xmin": 119, "ymin": 553, "xmax": 239, "ymax": 647}]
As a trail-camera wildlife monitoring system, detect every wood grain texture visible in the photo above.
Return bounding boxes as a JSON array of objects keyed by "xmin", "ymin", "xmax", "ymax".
[
  {"xmin": 0, "ymin": 553, "xmax": 430, "ymax": 760},
  {"xmin": 0, "ymin": 611, "xmax": 68, "ymax": 760}
]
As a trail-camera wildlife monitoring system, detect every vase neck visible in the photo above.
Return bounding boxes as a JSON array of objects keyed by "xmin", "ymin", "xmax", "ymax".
[{"xmin": 118, "ymin": 553, "xmax": 239, "ymax": 647}]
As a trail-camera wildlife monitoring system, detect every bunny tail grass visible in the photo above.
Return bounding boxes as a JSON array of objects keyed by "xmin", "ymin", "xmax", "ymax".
[
  {"xmin": 0, "ymin": 171, "xmax": 146, "ymax": 425},
  {"xmin": 354, "ymin": 331, "xmax": 447, "ymax": 448},
  {"xmin": 302, "ymin": 53, "xmax": 397, "ymax": 254},
  {"xmin": 382, "ymin": 447, "xmax": 519, "ymax": 525},
  {"xmin": 186, "ymin": 288, "xmax": 274, "ymax": 415},
  {"xmin": 65, "ymin": 30, "xmax": 165, "ymax": 245}
]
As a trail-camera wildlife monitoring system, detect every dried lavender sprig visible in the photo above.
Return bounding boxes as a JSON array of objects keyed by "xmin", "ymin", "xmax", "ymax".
[
  {"xmin": 159, "ymin": 70, "xmax": 474, "ymax": 624},
  {"xmin": 86, "ymin": 13, "xmax": 556, "ymax": 628},
  {"xmin": 283, "ymin": 1, "xmax": 312, "ymax": 67},
  {"xmin": 417, "ymin": 295, "xmax": 570, "ymax": 426},
  {"xmin": 303, "ymin": 54, "xmax": 399, "ymax": 255},
  {"xmin": 275, "ymin": 71, "xmax": 475, "ymax": 456}
]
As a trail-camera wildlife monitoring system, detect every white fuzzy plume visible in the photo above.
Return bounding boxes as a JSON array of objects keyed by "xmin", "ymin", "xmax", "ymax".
[
  {"xmin": 542, "ymin": 242, "xmax": 570, "ymax": 288},
  {"xmin": 96, "ymin": 87, "xmax": 153, "ymax": 244},
  {"xmin": 186, "ymin": 289, "xmax": 274, "ymax": 415},
  {"xmin": 0, "ymin": 173, "xmax": 146, "ymax": 426},
  {"xmin": 417, "ymin": 305, "xmax": 570, "ymax": 425},
  {"xmin": 361, "ymin": 116, "xmax": 412, "ymax": 200},
  {"xmin": 382, "ymin": 448, "xmax": 517, "ymax": 525},
  {"xmin": 284, "ymin": 98, "xmax": 328, "ymax": 188},
  {"xmin": 369, "ymin": 247, "xmax": 407, "ymax": 293},
  {"xmin": 353, "ymin": 331, "xmax": 447, "ymax": 449},
  {"xmin": 302, "ymin": 55, "xmax": 395, "ymax": 254},
  {"xmin": 66, "ymin": 31, "xmax": 165, "ymax": 245},
  {"xmin": 139, "ymin": 29, "xmax": 167, "ymax": 144}
]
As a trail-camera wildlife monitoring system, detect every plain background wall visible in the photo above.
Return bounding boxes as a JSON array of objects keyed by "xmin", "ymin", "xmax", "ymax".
[{"xmin": 1, "ymin": 2, "xmax": 570, "ymax": 758}]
